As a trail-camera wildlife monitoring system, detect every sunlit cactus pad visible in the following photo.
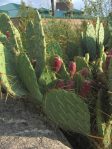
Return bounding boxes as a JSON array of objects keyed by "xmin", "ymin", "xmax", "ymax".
[{"xmin": 0, "ymin": 42, "xmax": 27, "ymax": 97}]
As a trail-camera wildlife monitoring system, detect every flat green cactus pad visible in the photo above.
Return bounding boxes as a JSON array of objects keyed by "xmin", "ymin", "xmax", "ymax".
[
  {"xmin": 0, "ymin": 13, "xmax": 24, "ymax": 52},
  {"xmin": 39, "ymin": 66, "xmax": 56, "ymax": 85},
  {"xmin": 75, "ymin": 56, "xmax": 88, "ymax": 71},
  {"xmin": 44, "ymin": 89, "xmax": 90, "ymax": 134},
  {"xmin": 86, "ymin": 23, "xmax": 96, "ymax": 60},
  {"xmin": 0, "ymin": 42, "xmax": 27, "ymax": 97},
  {"xmin": 16, "ymin": 53, "xmax": 43, "ymax": 104}
]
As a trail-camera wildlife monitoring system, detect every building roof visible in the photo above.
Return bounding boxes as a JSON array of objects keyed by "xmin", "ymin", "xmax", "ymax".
[
  {"xmin": 0, "ymin": 3, "xmax": 20, "ymax": 11},
  {"xmin": 0, "ymin": 3, "xmax": 20, "ymax": 18},
  {"xmin": 38, "ymin": 7, "xmax": 50, "ymax": 13},
  {"xmin": 0, "ymin": 3, "xmax": 83, "ymax": 18}
]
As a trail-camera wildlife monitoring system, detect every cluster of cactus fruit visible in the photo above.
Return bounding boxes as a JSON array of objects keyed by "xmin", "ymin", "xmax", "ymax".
[{"xmin": 0, "ymin": 12, "xmax": 111, "ymax": 148}]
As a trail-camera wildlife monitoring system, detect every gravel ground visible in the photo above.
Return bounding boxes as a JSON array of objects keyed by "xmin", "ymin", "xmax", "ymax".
[{"xmin": 0, "ymin": 96, "xmax": 71, "ymax": 149}]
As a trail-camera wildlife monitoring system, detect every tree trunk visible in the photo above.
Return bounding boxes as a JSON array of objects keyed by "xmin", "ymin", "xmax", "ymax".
[{"xmin": 51, "ymin": 0, "xmax": 55, "ymax": 16}]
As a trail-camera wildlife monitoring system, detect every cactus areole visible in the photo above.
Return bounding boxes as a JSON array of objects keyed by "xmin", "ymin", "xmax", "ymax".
[{"xmin": 53, "ymin": 56, "xmax": 62, "ymax": 72}]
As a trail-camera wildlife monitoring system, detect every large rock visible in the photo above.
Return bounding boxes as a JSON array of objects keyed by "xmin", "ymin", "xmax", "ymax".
[{"xmin": 0, "ymin": 97, "xmax": 72, "ymax": 149}]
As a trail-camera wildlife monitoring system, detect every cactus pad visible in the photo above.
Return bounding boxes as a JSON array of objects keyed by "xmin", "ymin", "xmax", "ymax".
[
  {"xmin": 0, "ymin": 13, "xmax": 24, "ymax": 53},
  {"xmin": 44, "ymin": 89, "xmax": 90, "ymax": 134},
  {"xmin": 0, "ymin": 42, "xmax": 27, "ymax": 97},
  {"xmin": 33, "ymin": 10, "xmax": 46, "ymax": 78},
  {"xmin": 86, "ymin": 23, "xmax": 96, "ymax": 60},
  {"xmin": 16, "ymin": 53, "xmax": 43, "ymax": 104},
  {"xmin": 75, "ymin": 56, "xmax": 88, "ymax": 71}
]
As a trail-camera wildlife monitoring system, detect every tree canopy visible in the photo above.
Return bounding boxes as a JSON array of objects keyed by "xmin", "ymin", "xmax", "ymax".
[{"xmin": 82, "ymin": 0, "xmax": 111, "ymax": 16}]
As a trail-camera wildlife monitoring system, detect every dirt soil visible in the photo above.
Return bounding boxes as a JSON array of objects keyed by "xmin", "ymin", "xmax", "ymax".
[{"xmin": 0, "ymin": 96, "xmax": 71, "ymax": 149}]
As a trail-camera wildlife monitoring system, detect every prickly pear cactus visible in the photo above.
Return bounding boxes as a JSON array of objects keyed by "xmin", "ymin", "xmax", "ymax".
[
  {"xmin": 108, "ymin": 59, "xmax": 112, "ymax": 114},
  {"xmin": 0, "ymin": 13, "xmax": 24, "ymax": 53},
  {"xmin": 102, "ymin": 52, "xmax": 107, "ymax": 63},
  {"xmin": 96, "ymin": 17, "xmax": 100, "ymax": 39},
  {"xmin": 47, "ymin": 41, "xmax": 63, "ymax": 58},
  {"xmin": 56, "ymin": 61, "xmax": 69, "ymax": 79},
  {"xmin": 16, "ymin": 53, "xmax": 43, "ymax": 104},
  {"xmin": 0, "ymin": 42, "xmax": 27, "ymax": 97},
  {"xmin": 98, "ymin": 23, "xmax": 104, "ymax": 47},
  {"xmin": 102, "ymin": 118, "xmax": 112, "ymax": 149},
  {"xmin": 96, "ymin": 89, "xmax": 104, "ymax": 136},
  {"xmin": 98, "ymin": 23, "xmax": 104, "ymax": 58},
  {"xmin": 48, "ymin": 55, "xmax": 69, "ymax": 79},
  {"xmin": 95, "ymin": 17, "xmax": 104, "ymax": 58},
  {"xmin": 74, "ymin": 72, "xmax": 84, "ymax": 93},
  {"xmin": 0, "ymin": 32, "xmax": 7, "ymax": 43},
  {"xmin": 75, "ymin": 56, "xmax": 88, "ymax": 71},
  {"xmin": 25, "ymin": 20, "xmax": 35, "ymax": 60},
  {"xmin": 44, "ymin": 89, "xmax": 90, "ymax": 134},
  {"xmin": 33, "ymin": 10, "xmax": 46, "ymax": 78},
  {"xmin": 39, "ymin": 66, "xmax": 56, "ymax": 85},
  {"xmin": 84, "ymin": 53, "xmax": 89, "ymax": 63},
  {"xmin": 38, "ymin": 65, "xmax": 57, "ymax": 94},
  {"xmin": 86, "ymin": 22, "xmax": 96, "ymax": 60}
]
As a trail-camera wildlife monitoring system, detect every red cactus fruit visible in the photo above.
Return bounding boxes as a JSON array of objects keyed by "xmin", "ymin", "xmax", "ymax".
[
  {"xmin": 80, "ymin": 67, "xmax": 89, "ymax": 78},
  {"xmin": 68, "ymin": 61, "xmax": 76, "ymax": 78},
  {"xmin": 65, "ymin": 80, "xmax": 74, "ymax": 91},
  {"xmin": 6, "ymin": 31, "xmax": 10, "ymax": 39},
  {"xmin": 55, "ymin": 80, "xmax": 65, "ymax": 89},
  {"xmin": 80, "ymin": 80, "xmax": 91, "ymax": 98},
  {"xmin": 53, "ymin": 56, "xmax": 62, "ymax": 72}
]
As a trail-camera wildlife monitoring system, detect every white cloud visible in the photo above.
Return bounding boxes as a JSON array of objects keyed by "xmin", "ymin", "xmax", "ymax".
[{"xmin": 73, "ymin": 0, "xmax": 84, "ymax": 9}]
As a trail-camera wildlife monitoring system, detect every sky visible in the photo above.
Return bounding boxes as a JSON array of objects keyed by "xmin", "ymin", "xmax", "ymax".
[{"xmin": 0, "ymin": 0, "xmax": 84, "ymax": 10}]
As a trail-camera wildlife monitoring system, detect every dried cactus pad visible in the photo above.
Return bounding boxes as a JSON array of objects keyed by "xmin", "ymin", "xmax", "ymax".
[{"xmin": 44, "ymin": 89, "xmax": 90, "ymax": 134}]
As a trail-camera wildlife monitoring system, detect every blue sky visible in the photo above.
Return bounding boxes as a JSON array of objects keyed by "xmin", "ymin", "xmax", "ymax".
[{"xmin": 0, "ymin": 0, "xmax": 84, "ymax": 10}]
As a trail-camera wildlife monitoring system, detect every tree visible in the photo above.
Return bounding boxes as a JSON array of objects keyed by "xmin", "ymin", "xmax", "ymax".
[{"xmin": 83, "ymin": 0, "xmax": 110, "ymax": 16}]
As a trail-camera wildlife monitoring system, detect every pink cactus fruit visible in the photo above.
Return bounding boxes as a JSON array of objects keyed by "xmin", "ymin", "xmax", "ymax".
[
  {"xmin": 53, "ymin": 56, "xmax": 63, "ymax": 72},
  {"xmin": 55, "ymin": 80, "xmax": 65, "ymax": 89},
  {"xmin": 80, "ymin": 80, "xmax": 92, "ymax": 98},
  {"xmin": 80, "ymin": 67, "xmax": 90, "ymax": 78},
  {"xmin": 65, "ymin": 80, "xmax": 74, "ymax": 91},
  {"xmin": 68, "ymin": 61, "xmax": 76, "ymax": 78}
]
